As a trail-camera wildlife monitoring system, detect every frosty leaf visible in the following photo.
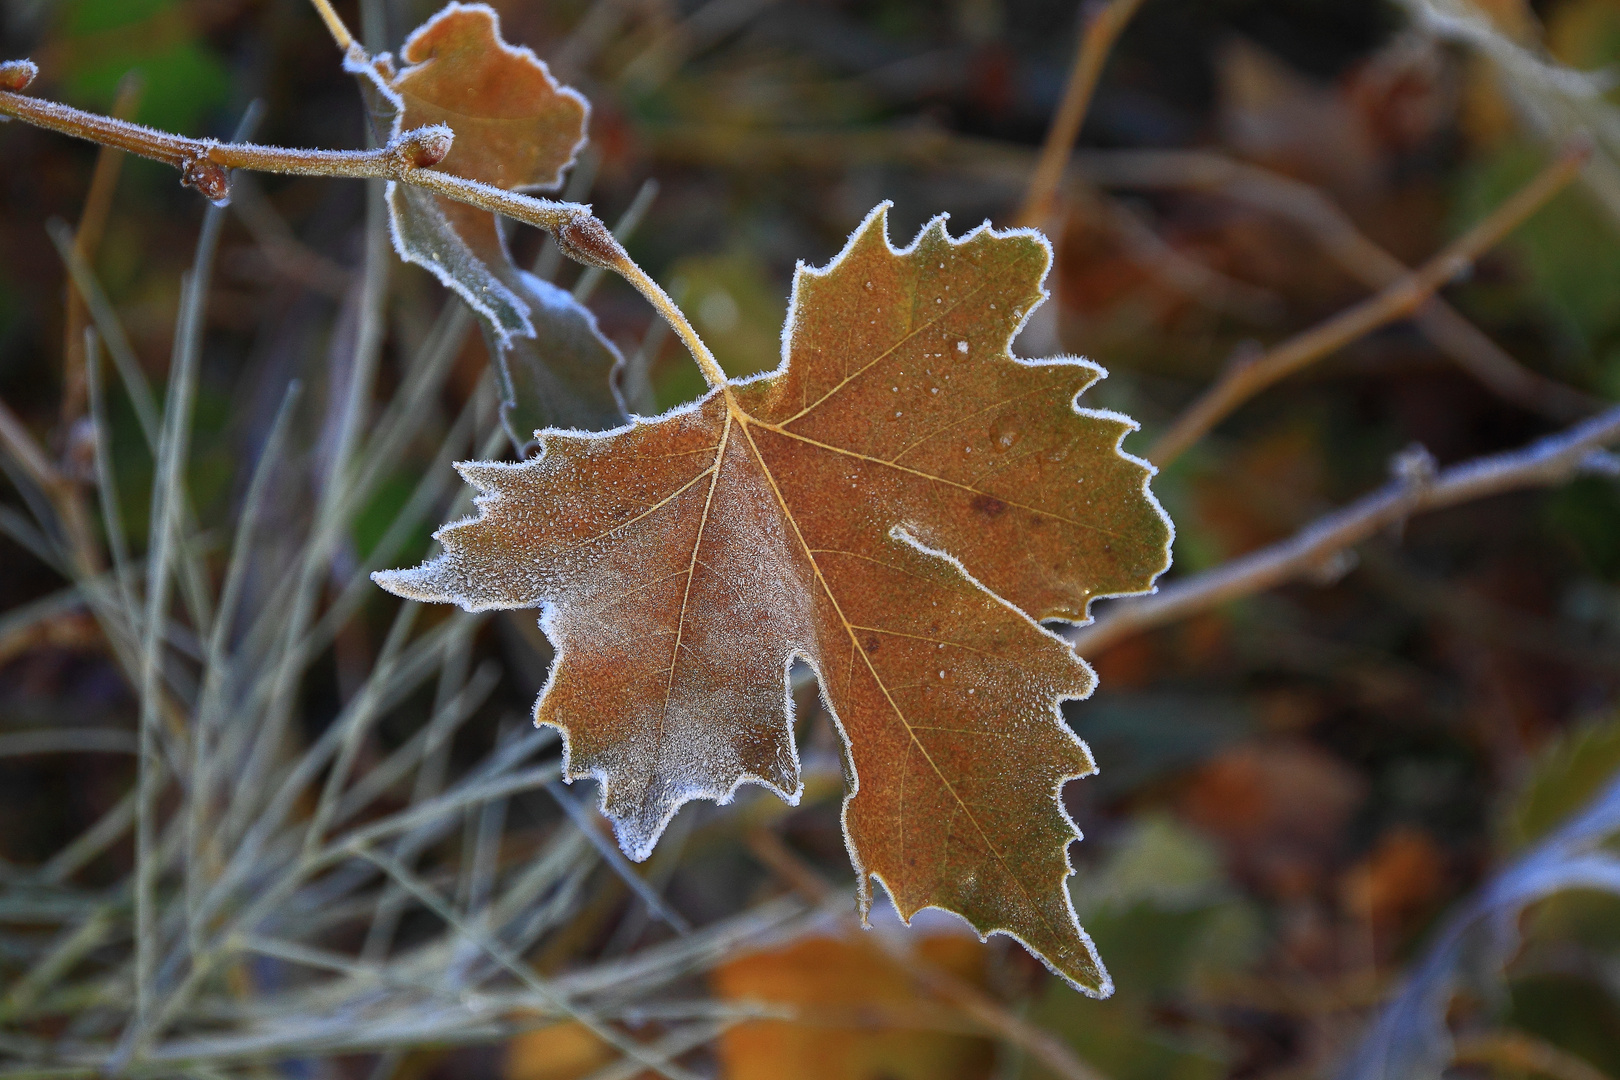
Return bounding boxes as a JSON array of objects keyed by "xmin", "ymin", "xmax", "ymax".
[
  {"xmin": 346, "ymin": 3, "xmax": 622, "ymax": 441},
  {"xmin": 500, "ymin": 273, "xmax": 626, "ymax": 438},
  {"xmin": 374, "ymin": 205, "xmax": 1173, "ymax": 993},
  {"xmin": 386, "ymin": 181, "xmax": 534, "ymax": 342},
  {"xmin": 392, "ymin": 2, "xmax": 588, "ymax": 195}
]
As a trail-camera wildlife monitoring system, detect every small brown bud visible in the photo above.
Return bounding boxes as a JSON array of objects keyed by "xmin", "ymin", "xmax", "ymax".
[
  {"xmin": 392, "ymin": 125, "xmax": 454, "ymax": 170},
  {"xmin": 556, "ymin": 214, "xmax": 627, "ymax": 271},
  {"xmin": 0, "ymin": 60, "xmax": 38, "ymax": 92},
  {"xmin": 181, "ymin": 157, "xmax": 231, "ymax": 205}
]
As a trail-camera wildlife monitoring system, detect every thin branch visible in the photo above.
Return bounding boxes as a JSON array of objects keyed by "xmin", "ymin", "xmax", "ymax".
[
  {"xmin": 307, "ymin": 0, "xmax": 356, "ymax": 52},
  {"xmin": 1146, "ymin": 143, "xmax": 1590, "ymax": 468},
  {"xmin": 1070, "ymin": 404, "xmax": 1620, "ymax": 655},
  {"xmin": 1016, "ymin": 0, "xmax": 1149, "ymax": 227},
  {"xmin": 0, "ymin": 66, "xmax": 728, "ymax": 393},
  {"xmin": 0, "ymin": 74, "xmax": 587, "ymax": 239},
  {"xmin": 1075, "ymin": 148, "xmax": 1601, "ymax": 423}
]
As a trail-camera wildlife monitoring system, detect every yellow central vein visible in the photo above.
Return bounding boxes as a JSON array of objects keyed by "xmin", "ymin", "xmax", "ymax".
[
  {"xmin": 657, "ymin": 412, "xmax": 733, "ymax": 760},
  {"xmin": 731, "ymin": 407, "xmax": 1057, "ymax": 941},
  {"xmin": 756, "ymin": 423, "xmax": 1136, "ymax": 543}
]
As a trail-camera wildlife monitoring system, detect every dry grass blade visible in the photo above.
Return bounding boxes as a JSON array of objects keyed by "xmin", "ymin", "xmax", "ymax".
[
  {"xmin": 1017, "ymin": 0, "xmax": 1150, "ymax": 227},
  {"xmin": 1147, "ymin": 143, "xmax": 1589, "ymax": 468},
  {"xmin": 60, "ymin": 74, "xmax": 140, "ymax": 428}
]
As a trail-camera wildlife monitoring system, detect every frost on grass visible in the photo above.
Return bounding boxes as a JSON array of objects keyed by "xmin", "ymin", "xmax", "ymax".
[{"xmin": 375, "ymin": 204, "xmax": 1174, "ymax": 994}]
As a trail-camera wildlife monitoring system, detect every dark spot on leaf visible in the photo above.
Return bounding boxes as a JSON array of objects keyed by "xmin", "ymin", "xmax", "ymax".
[{"xmin": 971, "ymin": 495, "xmax": 1007, "ymax": 517}]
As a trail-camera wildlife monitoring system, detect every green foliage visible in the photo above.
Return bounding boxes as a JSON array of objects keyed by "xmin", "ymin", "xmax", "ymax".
[
  {"xmin": 1508, "ymin": 974, "xmax": 1620, "ymax": 1078},
  {"xmin": 56, "ymin": 0, "xmax": 230, "ymax": 132},
  {"xmin": 1503, "ymin": 712, "xmax": 1620, "ymax": 850},
  {"xmin": 1458, "ymin": 142, "xmax": 1620, "ymax": 384},
  {"xmin": 1547, "ymin": 477, "xmax": 1620, "ymax": 581},
  {"xmin": 658, "ymin": 248, "xmax": 786, "ymax": 405}
]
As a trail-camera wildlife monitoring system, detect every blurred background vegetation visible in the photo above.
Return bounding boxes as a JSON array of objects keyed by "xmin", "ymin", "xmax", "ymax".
[{"xmin": 2, "ymin": 0, "xmax": 1620, "ymax": 1078}]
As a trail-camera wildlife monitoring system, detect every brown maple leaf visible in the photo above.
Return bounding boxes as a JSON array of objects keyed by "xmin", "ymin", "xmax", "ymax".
[
  {"xmin": 390, "ymin": 1, "xmax": 587, "ymax": 264},
  {"xmin": 375, "ymin": 205, "xmax": 1172, "ymax": 993}
]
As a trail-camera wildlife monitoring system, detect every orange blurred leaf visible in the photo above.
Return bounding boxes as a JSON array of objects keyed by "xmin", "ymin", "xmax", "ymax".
[
  {"xmin": 505, "ymin": 1022, "xmax": 617, "ymax": 1080},
  {"xmin": 711, "ymin": 935, "xmax": 993, "ymax": 1080}
]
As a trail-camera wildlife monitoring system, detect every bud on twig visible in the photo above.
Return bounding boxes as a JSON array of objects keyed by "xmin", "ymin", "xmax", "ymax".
[
  {"xmin": 556, "ymin": 214, "xmax": 628, "ymax": 271},
  {"xmin": 390, "ymin": 125, "xmax": 454, "ymax": 171},
  {"xmin": 0, "ymin": 60, "xmax": 36, "ymax": 92},
  {"xmin": 181, "ymin": 157, "xmax": 231, "ymax": 205}
]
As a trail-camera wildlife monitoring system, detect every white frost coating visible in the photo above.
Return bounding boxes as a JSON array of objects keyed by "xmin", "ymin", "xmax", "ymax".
[
  {"xmin": 518, "ymin": 271, "xmax": 594, "ymax": 316},
  {"xmin": 376, "ymin": 395, "xmax": 816, "ymax": 865}
]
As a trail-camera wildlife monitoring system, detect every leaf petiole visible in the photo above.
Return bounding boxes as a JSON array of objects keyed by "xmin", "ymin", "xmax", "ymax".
[{"xmin": 306, "ymin": 0, "xmax": 356, "ymax": 51}]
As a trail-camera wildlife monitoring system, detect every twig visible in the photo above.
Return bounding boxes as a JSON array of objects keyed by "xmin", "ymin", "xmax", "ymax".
[
  {"xmin": 1075, "ymin": 148, "xmax": 1601, "ymax": 422},
  {"xmin": 1453, "ymin": 1030, "xmax": 1616, "ymax": 1080},
  {"xmin": 0, "ymin": 70, "xmax": 579, "ymax": 234},
  {"xmin": 0, "ymin": 62, "xmax": 724, "ymax": 394},
  {"xmin": 307, "ymin": 0, "xmax": 356, "ymax": 52},
  {"xmin": 1071, "ymin": 403, "xmax": 1620, "ymax": 655},
  {"xmin": 1016, "ymin": 0, "xmax": 1149, "ymax": 227},
  {"xmin": 1146, "ymin": 143, "xmax": 1589, "ymax": 468},
  {"xmin": 745, "ymin": 830, "xmax": 1110, "ymax": 1080}
]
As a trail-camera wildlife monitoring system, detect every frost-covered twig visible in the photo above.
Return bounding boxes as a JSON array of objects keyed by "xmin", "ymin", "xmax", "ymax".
[{"xmin": 1072, "ymin": 403, "xmax": 1620, "ymax": 655}]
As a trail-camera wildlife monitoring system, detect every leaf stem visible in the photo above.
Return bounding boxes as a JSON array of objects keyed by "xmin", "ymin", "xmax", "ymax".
[
  {"xmin": 559, "ymin": 215, "xmax": 728, "ymax": 389},
  {"xmin": 1016, "ymin": 0, "xmax": 1148, "ymax": 227},
  {"xmin": 307, "ymin": 0, "xmax": 356, "ymax": 51},
  {"xmin": 1146, "ymin": 142, "xmax": 1590, "ymax": 468},
  {"xmin": 619, "ymin": 262, "xmax": 730, "ymax": 391}
]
